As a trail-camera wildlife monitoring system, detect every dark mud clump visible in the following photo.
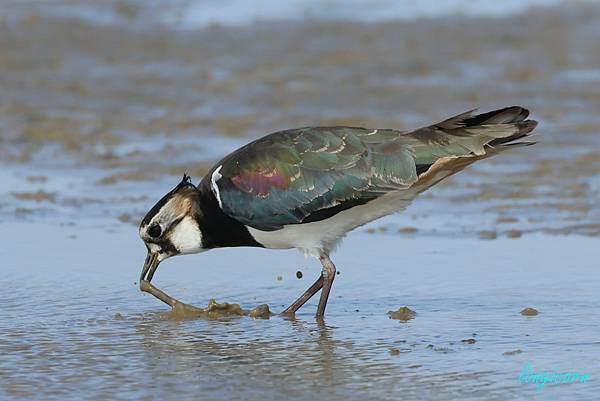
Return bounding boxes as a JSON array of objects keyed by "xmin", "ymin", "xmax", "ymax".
[
  {"xmin": 14, "ymin": 207, "xmax": 35, "ymax": 216},
  {"xmin": 169, "ymin": 298, "xmax": 271, "ymax": 320},
  {"xmin": 12, "ymin": 190, "xmax": 56, "ymax": 202},
  {"xmin": 478, "ymin": 230, "xmax": 497, "ymax": 240},
  {"xmin": 25, "ymin": 175, "xmax": 48, "ymax": 183},
  {"xmin": 117, "ymin": 213, "xmax": 140, "ymax": 225},
  {"xmin": 387, "ymin": 307, "xmax": 416, "ymax": 322},
  {"xmin": 389, "ymin": 348, "xmax": 403, "ymax": 356},
  {"xmin": 117, "ymin": 213, "xmax": 131, "ymax": 223},
  {"xmin": 520, "ymin": 307, "xmax": 539, "ymax": 316},
  {"xmin": 296, "ymin": 271, "xmax": 303, "ymax": 279},
  {"xmin": 97, "ymin": 172, "xmax": 152, "ymax": 186},
  {"xmin": 461, "ymin": 338, "xmax": 477, "ymax": 344},
  {"xmin": 496, "ymin": 216, "xmax": 519, "ymax": 224},
  {"xmin": 506, "ymin": 229, "xmax": 523, "ymax": 238},
  {"xmin": 503, "ymin": 349, "xmax": 523, "ymax": 356}
]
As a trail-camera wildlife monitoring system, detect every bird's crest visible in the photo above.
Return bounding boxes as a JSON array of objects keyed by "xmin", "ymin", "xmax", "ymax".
[{"xmin": 173, "ymin": 173, "xmax": 196, "ymax": 193}]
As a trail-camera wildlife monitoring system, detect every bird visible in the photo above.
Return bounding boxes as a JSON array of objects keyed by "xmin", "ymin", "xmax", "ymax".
[{"xmin": 138, "ymin": 106, "xmax": 537, "ymax": 317}]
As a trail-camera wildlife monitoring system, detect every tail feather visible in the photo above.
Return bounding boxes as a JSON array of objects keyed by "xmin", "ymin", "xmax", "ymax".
[
  {"xmin": 409, "ymin": 106, "xmax": 539, "ymax": 180},
  {"xmin": 463, "ymin": 106, "xmax": 529, "ymax": 125},
  {"xmin": 488, "ymin": 118, "xmax": 538, "ymax": 147},
  {"xmin": 410, "ymin": 106, "xmax": 538, "ymax": 152}
]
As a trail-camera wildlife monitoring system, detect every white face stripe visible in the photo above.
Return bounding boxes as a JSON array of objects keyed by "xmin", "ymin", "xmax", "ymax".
[{"xmin": 211, "ymin": 165, "xmax": 224, "ymax": 208}]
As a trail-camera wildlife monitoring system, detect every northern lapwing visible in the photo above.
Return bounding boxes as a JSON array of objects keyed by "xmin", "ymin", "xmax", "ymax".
[{"xmin": 139, "ymin": 106, "xmax": 537, "ymax": 317}]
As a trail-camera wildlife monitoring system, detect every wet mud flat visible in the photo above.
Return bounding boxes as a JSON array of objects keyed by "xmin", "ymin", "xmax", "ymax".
[
  {"xmin": 0, "ymin": 2, "xmax": 599, "ymax": 401},
  {"xmin": 1, "ymin": 2, "xmax": 599, "ymax": 238}
]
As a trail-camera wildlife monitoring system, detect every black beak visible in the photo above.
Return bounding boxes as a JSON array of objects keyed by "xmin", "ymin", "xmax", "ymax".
[
  {"xmin": 139, "ymin": 251, "xmax": 179, "ymax": 308},
  {"xmin": 140, "ymin": 252, "xmax": 160, "ymax": 287}
]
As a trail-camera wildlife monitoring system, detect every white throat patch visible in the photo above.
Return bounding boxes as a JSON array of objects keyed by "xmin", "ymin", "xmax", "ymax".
[
  {"xmin": 211, "ymin": 165, "xmax": 224, "ymax": 208},
  {"xmin": 169, "ymin": 216, "xmax": 204, "ymax": 255}
]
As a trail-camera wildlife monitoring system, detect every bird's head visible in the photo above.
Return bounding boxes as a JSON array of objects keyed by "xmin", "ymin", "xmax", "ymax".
[{"xmin": 138, "ymin": 174, "xmax": 204, "ymax": 284}]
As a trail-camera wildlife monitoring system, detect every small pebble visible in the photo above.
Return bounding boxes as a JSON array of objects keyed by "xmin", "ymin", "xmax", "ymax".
[
  {"xmin": 520, "ymin": 307, "xmax": 539, "ymax": 316},
  {"xmin": 296, "ymin": 271, "xmax": 303, "ymax": 279},
  {"xmin": 276, "ymin": 275, "xmax": 283, "ymax": 281},
  {"xmin": 387, "ymin": 307, "xmax": 416, "ymax": 322}
]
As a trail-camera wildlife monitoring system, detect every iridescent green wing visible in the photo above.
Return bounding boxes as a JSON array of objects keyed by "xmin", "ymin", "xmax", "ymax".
[
  {"xmin": 208, "ymin": 127, "xmax": 418, "ymax": 231},
  {"xmin": 206, "ymin": 107, "xmax": 536, "ymax": 231}
]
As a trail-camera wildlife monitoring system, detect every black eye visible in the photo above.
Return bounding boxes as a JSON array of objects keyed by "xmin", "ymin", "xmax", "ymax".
[{"xmin": 148, "ymin": 224, "xmax": 162, "ymax": 238}]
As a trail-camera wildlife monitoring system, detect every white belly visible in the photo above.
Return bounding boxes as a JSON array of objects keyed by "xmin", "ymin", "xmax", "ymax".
[{"xmin": 247, "ymin": 187, "xmax": 419, "ymax": 256}]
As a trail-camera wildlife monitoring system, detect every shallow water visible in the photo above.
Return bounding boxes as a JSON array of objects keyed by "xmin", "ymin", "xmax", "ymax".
[
  {"xmin": 1, "ymin": 2, "xmax": 600, "ymax": 400},
  {"xmin": 2, "ymin": 224, "xmax": 599, "ymax": 400}
]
